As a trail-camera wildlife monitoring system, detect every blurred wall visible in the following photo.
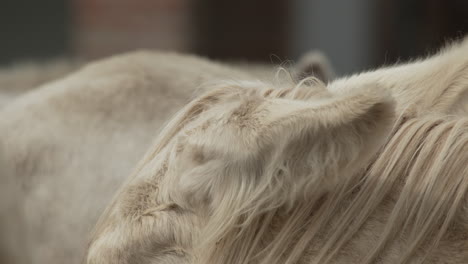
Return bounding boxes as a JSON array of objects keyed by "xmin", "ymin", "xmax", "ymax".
[
  {"xmin": 193, "ymin": 0, "xmax": 291, "ymax": 62},
  {"xmin": 375, "ymin": 0, "xmax": 468, "ymax": 65},
  {"xmin": 1, "ymin": 0, "xmax": 467, "ymax": 74},
  {"xmin": 0, "ymin": 0, "xmax": 71, "ymax": 64},
  {"xmin": 291, "ymin": 0, "xmax": 468, "ymax": 75},
  {"xmin": 292, "ymin": 0, "xmax": 376, "ymax": 75},
  {"xmin": 73, "ymin": 0, "xmax": 193, "ymax": 60}
]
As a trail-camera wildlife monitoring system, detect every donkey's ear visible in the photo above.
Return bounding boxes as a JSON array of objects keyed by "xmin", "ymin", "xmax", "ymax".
[
  {"xmin": 294, "ymin": 50, "xmax": 335, "ymax": 83},
  {"xmin": 260, "ymin": 85, "xmax": 395, "ymax": 177},
  {"xmin": 263, "ymin": 85, "xmax": 394, "ymax": 134}
]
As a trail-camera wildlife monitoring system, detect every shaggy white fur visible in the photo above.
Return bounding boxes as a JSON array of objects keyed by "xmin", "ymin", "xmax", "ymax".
[
  {"xmin": 0, "ymin": 59, "xmax": 83, "ymax": 108},
  {"xmin": 3, "ymin": 36, "xmax": 468, "ymax": 264},
  {"xmin": 0, "ymin": 53, "xmax": 333, "ymax": 110},
  {"xmin": 0, "ymin": 51, "xmax": 333, "ymax": 264},
  {"xmin": 86, "ymin": 38, "xmax": 468, "ymax": 264}
]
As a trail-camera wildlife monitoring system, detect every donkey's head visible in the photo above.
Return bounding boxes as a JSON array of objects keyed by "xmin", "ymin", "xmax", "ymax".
[{"xmin": 86, "ymin": 79, "xmax": 395, "ymax": 264}]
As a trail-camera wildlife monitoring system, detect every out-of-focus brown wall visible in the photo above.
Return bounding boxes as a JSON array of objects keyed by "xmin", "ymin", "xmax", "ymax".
[
  {"xmin": 72, "ymin": 0, "xmax": 193, "ymax": 60},
  {"xmin": 1, "ymin": 0, "xmax": 468, "ymax": 73},
  {"xmin": 375, "ymin": 0, "xmax": 468, "ymax": 67},
  {"xmin": 72, "ymin": 0, "xmax": 291, "ymax": 62},
  {"xmin": 0, "ymin": 0, "xmax": 70, "ymax": 63},
  {"xmin": 193, "ymin": 0, "xmax": 291, "ymax": 61}
]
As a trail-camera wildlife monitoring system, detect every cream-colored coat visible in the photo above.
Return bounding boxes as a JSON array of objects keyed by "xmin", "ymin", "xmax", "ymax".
[
  {"xmin": 0, "ymin": 51, "xmax": 333, "ymax": 264},
  {"xmin": 86, "ymin": 38, "xmax": 468, "ymax": 264},
  {"xmin": 2, "ymin": 37, "xmax": 468, "ymax": 264}
]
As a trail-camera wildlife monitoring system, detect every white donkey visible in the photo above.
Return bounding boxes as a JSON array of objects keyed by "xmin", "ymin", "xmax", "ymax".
[
  {"xmin": 0, "ymin": 51, "xmax": 332, "ymax": 110},
  {"xmin": 0, "ymin": 59, "xmax": 82, "ymax": 108},
  {"xmin": 0, "ymin": 51, "xmax": 332, "ymax": 264},
  {"xmin": 86, "ymin": 38, "xmax": 468, "ymax": 264}
]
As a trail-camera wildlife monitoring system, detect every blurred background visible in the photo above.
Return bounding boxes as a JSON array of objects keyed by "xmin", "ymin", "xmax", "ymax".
[{"xmin": 1, "ymin": 0, "xmax": 467, "ymax": 76}]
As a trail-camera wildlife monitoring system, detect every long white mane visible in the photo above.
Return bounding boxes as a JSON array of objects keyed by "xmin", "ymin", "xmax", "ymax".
[
  {"xmin": 165, "ymin": 94, "xmax": 468, "ymax": 264},
  {"xmin": 87, "ymin": 37, "xmax": 468, "ymax": 264}
]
